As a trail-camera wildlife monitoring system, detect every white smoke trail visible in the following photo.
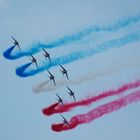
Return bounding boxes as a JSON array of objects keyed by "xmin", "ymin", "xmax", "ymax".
[{"xmin": 32, "ymin": 52, "xmax": 140, "ymax": 93}]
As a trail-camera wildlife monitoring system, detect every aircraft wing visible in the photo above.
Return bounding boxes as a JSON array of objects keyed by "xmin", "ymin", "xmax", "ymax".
[
  {"xmin": 48, "ymin": 56, "xmax": 51, "ymax": 62},
  {"xmin": 42, "ymin": 48, "xmax": 47, "ymax": 53},
  {"xmin": 56, "ymin": 93, "xmax": 61, "ymax": 99},
  {"xmin": 59, "ymin": 64, "xmax": 65, "ymax": 70},
  {"xmin": 65, "ymin": 72, "xmax": 69, "ymax": 80},
  {"xmin": 67, "ymin": 86, "xmax": 72, "ymax": 92},
  {"xmin": 17, "ymin": 44, "xmax": 21, "ymax": 51},
  {"xmin": 61, "ymin": 115, "xmax": 70, "ymax": 127},
  {"xmin": 72, "ymin": 94, "xmax": 76, "ymax": 101},
  {"xmin": 58, "ymin": 99, "xmax": 63, "ymax": 105},
  {"xmin": 35, "ymin": 61, "xmax": 38, "ymax": 68},
  {"xmin": 47, "ymin": 70, "xmax": 51, "ymax": 75},
  {"xmin": 30, "ymin": 55, "xmax": 34, "ymax": 59},
  {"xmin": 53, "ymin": 78, "xmax": 56, "ymax": 85},
  {"xmin": 61, "ymin": 115, "xmax": 66, "ymax": 120},
  {"xmin": 11, "ymin": 36, "xmax": 16, "ymax": 42}
]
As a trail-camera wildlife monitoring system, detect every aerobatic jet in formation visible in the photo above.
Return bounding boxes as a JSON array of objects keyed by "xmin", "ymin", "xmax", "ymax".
[
  {"xmin": 60, "ymin": 115, "xmax": 69, "ymax": 127},
  {"xmin": 30, "ymin": 55, "xmax": 38, "ymax": 68},
  {"xmin": 56, "ymin": 93, "xmax": 63, "ymax": 105},
  {"xmin": 67, "ymin": 86, "xmax": 76, "ymax": 101},
  {"xmin": 11, "ymin": 36, "xmax": 21, "ymax": 51},
  {"xmin": 47, "ymin": 70, "xmax": 56, "ymax": 85},
  {"xmin": 42, "ymin": 48, "xmax": 51, "ymax": 62},
  {"xmin": 59, "ymin": 64, "xmax": 69, "ymax": 80}
]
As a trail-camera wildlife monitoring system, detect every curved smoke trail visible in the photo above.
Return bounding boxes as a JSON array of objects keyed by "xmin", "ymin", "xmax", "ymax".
[
  {"xmin": 42, "ymin": 80, "xmax": 140, "ymax": 116},
  {"xmin": 16, "ymin": 30, "xmax": 140, "ymax": 77},
  {"xmin": 51, "ymin": 89, "xmax": 140, "ymax": 132},
  {"xmin": 15, "ymin": 62, "xmax": 32, "ymax": 77},
  {"xmin": 3, "ymin": 13, "xmax": 140, "ymax": 60},
  {"xmin": 33, "ymin": 53, "xmax": 140, "ymax": 93},
  {"xmin": 3, "ymin": 45, "xmax": 16, "ymax": 59}
]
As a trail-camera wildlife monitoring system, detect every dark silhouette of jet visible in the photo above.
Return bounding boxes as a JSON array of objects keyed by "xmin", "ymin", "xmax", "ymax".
[
  {"xmin": 59, "ymin": 65, "xmax": 69, "ymax": 80},
  {"xmin": 47, "ymin": 70, "xmax": 56, "ymax": 85},
  {"xmin": 67, "ymin": 86, "xmax": 76, "ymax": 101},
  {"xmin": 60, "ymin": 115, "xmax": 69, "ymax": 127},
  {"xmin": 30, "ymin": 55, "xmax": 38, "ymax": 68},
  {"xmin": 56, "ymin": 93, "xmax": 63, "ymax": 105},
  {"xmin": 42, "ymin": 48, "xmax": 51, "ymax": 62},
  {"xmin": 11, "ymin": 36, "xmax": 21, "ymax": 51}
]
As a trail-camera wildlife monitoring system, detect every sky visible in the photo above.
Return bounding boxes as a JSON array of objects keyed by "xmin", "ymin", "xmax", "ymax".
[{"xmin": 1, "ymin": 0, "xmax": 140, "ymax": 139}]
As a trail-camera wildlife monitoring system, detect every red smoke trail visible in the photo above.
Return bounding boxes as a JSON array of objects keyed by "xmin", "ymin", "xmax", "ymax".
[
  {"xmin": 52, "ymin": 89, "xmax": 140, "ymax": 132},
  {"xmin": 42, "ymin": 103, "xmax": 59, "ymax": 116},
  {"xmin": 42, "ymin": 80, "xmax": 140, "ymax": 116}
]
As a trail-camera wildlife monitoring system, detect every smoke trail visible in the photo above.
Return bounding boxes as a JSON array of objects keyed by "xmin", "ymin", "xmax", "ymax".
[
  {"xmin": 33, "ymin": 79, "xmax": 69, "ymax": 93},
  {"xmin": 3, "ymin": 45, "xmax": 16, "ymax": 59},
  {"xmin": 33, "ymin": 54, "xmax": 140, "ymax": 93},
  {"xmin": 51, "ymin": 89, "xmax": 140, "ymax": 132},
  {"xmin": 33, "ymin": 80, "xmax": 50, "ymax": 92},
  {"xmin": 16, "ymin": 31, "xmax": 140, "ymax": 77},
  {"xmin": 15, "ymin": 62, "xmax": 32, "ymax": 77},
  {"xmin": 3, "ymin": 13, "xmax": 140, "ymax": 60},
  {"xmin": 42, "ymin": 80, "xmax": 140, "ymax": 116}
]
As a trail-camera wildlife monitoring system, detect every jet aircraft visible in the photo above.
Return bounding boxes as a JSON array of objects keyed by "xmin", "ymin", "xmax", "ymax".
[
  {"xmin": 47, "ymin": 70, "xmax": 56, "ymax": 85},
  {"xmin": 59, "ymin": 64, "xmax": 69, "ymax": 80},
  {"xmin": 11, "ymin": 36, "xmax": 21, "ymax": 51},
  {"xmin": 67, "ymin": 86, "xmax": 76, "ymax": 101},
  {"xmin": 42, "ymin": 48, "xmax": 51, "ymax": 62},
  {"xmin": 30, "ymin": 55, "xmax": 38, "ymax": 68},
  {"xmin": 56, "ymin": 93, "xmax": 63, "ymax": 105},
  {"xmin": 60, "ymin": 115, "xmax": 69, "ymax": 127}
]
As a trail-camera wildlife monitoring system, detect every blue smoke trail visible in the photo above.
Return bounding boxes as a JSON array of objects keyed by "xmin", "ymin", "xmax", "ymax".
[
  {"xmin": 4, "ymin": 13, "xmax": 140, "ymax": 60},
  {"xmin": 16, "ymin": 63, "xmax": 32, "ymax": 77},
  {"xmin": 3, "ymin": 45, "xmax": 16, "ymax": 59},
  {"xmin": 16, "ymin": 30, "xmax": 140, "ymax": 77}
]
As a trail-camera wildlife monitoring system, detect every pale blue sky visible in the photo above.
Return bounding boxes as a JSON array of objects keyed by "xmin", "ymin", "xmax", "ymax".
[{"xmin": 1, "ymin": 0, "xmax": 140, "ymax": 140}]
